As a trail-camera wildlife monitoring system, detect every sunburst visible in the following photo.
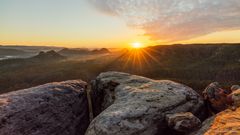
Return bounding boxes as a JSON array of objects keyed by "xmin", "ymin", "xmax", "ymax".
[{"xmin": 131, "ymin": 42, "xmax": 143, "ymax": 49}]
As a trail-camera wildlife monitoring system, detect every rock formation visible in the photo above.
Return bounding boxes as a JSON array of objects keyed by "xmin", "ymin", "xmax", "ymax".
[
  {"xmin": 192, "ymin": 107, "xmax": 240, "ymax": 135},
  {"xmin": 86, "ymin": 72, "xmax": 205, "ymax": 135},
  {"xmin": 228, "ymin": 88, "xmax": 240, "ymax": 108},
  {"xmin": 3, "ymin": 71, "xmax": 239, "ymax": 135},
  {"xmin": 0, "ymin": 80, "xmax": 89, "ymax": 135},
  {"xmin": 32, "ymin": 50, "xmax": 65, "ymax": 60},
  {"xmin": 166, "ymin": 112, "xmax": 201, "ymax": 133}
]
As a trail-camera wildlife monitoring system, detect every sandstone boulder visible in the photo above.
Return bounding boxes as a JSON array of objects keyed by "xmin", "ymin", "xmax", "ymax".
[
  {"xmin": 0, "ymin": 80, "xmax": 89, "ymax": 135},
  {"xmin": 87, "ymin": 72, "xmax": 205, "ymax": 135},
  {"xmin": 192, "ymin": 107, "xmax": 240, "ymax": 135},
  {"xmin": 166, "ymin": 112, "xmax": 201, "ymax": 133}
]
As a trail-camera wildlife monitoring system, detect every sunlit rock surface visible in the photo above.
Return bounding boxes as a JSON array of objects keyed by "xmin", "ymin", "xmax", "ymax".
[
  {"xmin": 0, "ymin": 80, "xmax": 89, "ymax": 135},
  {"xmin": 87, "ymin": 72, "xmax": 205, "ymax": 135},
  {"xmin": 192, "ymin": 107, "xmax": 240, "ymax": 135}
]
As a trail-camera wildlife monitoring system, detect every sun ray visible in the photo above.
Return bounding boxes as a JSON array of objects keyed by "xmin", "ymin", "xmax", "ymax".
[{"xmin": 116, "ymin": 44, "xmax": 163, "ymax": 74}]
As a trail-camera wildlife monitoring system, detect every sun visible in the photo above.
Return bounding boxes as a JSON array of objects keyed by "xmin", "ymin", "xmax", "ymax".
[{"xmin": 131, "ymin": 42, "xmax": 143, "ymax": 49}]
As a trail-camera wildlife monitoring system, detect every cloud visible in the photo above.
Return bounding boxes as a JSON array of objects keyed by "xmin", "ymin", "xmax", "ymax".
[{"xmin": 89, "ymin": 0, "xmax": 240, "ymax": 41}]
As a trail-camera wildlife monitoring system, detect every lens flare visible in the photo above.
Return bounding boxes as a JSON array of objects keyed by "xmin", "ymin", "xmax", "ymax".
[{"xmin": 112, "ymin": 45, "xmax": 161, "ymax": 73}]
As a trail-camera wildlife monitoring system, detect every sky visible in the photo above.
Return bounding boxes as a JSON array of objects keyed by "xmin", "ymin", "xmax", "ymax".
[{"xmin": 0, "ymin": 0, "xmax": 240, "ymax": 48}]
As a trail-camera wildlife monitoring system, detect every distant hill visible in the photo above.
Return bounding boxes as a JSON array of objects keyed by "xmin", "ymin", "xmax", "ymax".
[
  {"xmin": 58, "ymin": 48, "xmax": 110, "ymax": 56},
  {"xmin": 32, "ymin": 50, "xmax": 65, "ymax": 60},
  {"xmin": 91, "ymin": 48, "xmax": 110, "ymax": 54},
  {"xmin": 0, "ymin": 45, "xmax": 65, "ymax": 60},
  {"xmin": 0, "ymin": 48, "xmax": 29, "ymax": 56},
  {"xmin": 0, "ymin": 43, "xmax": 240, "ymax": 94},
  {"xmin": 108, "ymin": 43, "xmax": 240, "ymax": 90},
  {"xmin": 0, "ymin": 45, "xmax": 63, "ymax": 53}
]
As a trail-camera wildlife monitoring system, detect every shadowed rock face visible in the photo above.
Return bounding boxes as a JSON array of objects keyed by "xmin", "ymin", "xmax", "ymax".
[
  {"xmin": 0, "ymin": 80, "xmax": 89, "ymax": 135},
  {"xmin": 87, "ymin": 72, "xmax": 205, "ymax": 135},
  {"xmin": 189, "ymin": 116, "xmax": 215, "ymax": 135}
]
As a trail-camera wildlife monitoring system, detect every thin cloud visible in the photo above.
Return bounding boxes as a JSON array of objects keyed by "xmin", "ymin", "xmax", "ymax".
[{"xmin": 89, "ymin": 0, "xmax": 240, "ymax": 41}]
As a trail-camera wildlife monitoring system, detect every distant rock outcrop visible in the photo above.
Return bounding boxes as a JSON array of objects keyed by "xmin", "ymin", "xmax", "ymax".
[
  {"xmin": 58, "ymin": 48, "xmax": 110, "ymax": 56},
  {"xmin": 91, "ymin": 48, "xmax": 110, "ymax": 54},
  {"xmin": 32, "ymin": 50, "xmax": 65, "ymax": 60},
  {"xmin": 86, "ymin": 72, "xmax": 205, "ymax": 135},
  {"xmin": 0, "ymin": 80, "xmax": 89, "ymax": 135}
]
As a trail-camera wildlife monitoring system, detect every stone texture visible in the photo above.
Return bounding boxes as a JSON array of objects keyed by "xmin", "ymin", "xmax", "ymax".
[
  {"xmin": 87, "ymin": 72, "xmax": 205, "ymax": 135},
  {"xmin": 192, "ymin": 107, "xmax": 240, "ymax": 135},
  {"xmin": 228, "ymin": 89, "xmax": 240, "ymax": 108},
  {"xmin": 205, "ymin": 108, "xmax": 240, "ymax": 135},
  {"xmin": 188, "ymin": 116, "xmax": 214, "ymax": 135},
  {"xmin": 0, "ymin": 80, "xmax": 89, "ymax": 135},
  {"xmin": 166, "ymin": 112, "xmax": 201, "ymax": 133}
]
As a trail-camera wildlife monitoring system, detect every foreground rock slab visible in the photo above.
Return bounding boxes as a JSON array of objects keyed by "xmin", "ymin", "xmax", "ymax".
[
  {"xmin": 192, "ymin": 107, "xmax": 240, "ymax": 135},
  {"xmin": 87, "ymin": 72, "xmax": 205, "ymax": 135},
  {"xmin": 0, "ymin": 80, "xmax": 89, "ymax": 135}
]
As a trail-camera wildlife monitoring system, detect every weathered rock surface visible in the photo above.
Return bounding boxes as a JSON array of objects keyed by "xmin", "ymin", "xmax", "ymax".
[
  {"xmin": 87, "ymin": 72, "xmax": 205, "ymax": 135},
  {"xmin": 192, "ymin": 107, "xmax": 240, "ymax": 135},
  {"xmin": 228, "ymin": 89, "xmax": 240, "ymax": 108},
  {"xmin": 189, "ymin": 116, "xmax": 215, "ymax": 135},
  {"xmin": 0, "ymin": 80, "xmax": 89, "ymax": 135},
  {"xmin": 166, "ymin": 112, "xmax": 201, "ymax": 133}
]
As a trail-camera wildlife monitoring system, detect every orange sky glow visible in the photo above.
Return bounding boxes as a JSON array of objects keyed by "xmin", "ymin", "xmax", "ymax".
[{"xmin": 1, "ymin": 0, "xmax": 240, "ymax": 48}]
